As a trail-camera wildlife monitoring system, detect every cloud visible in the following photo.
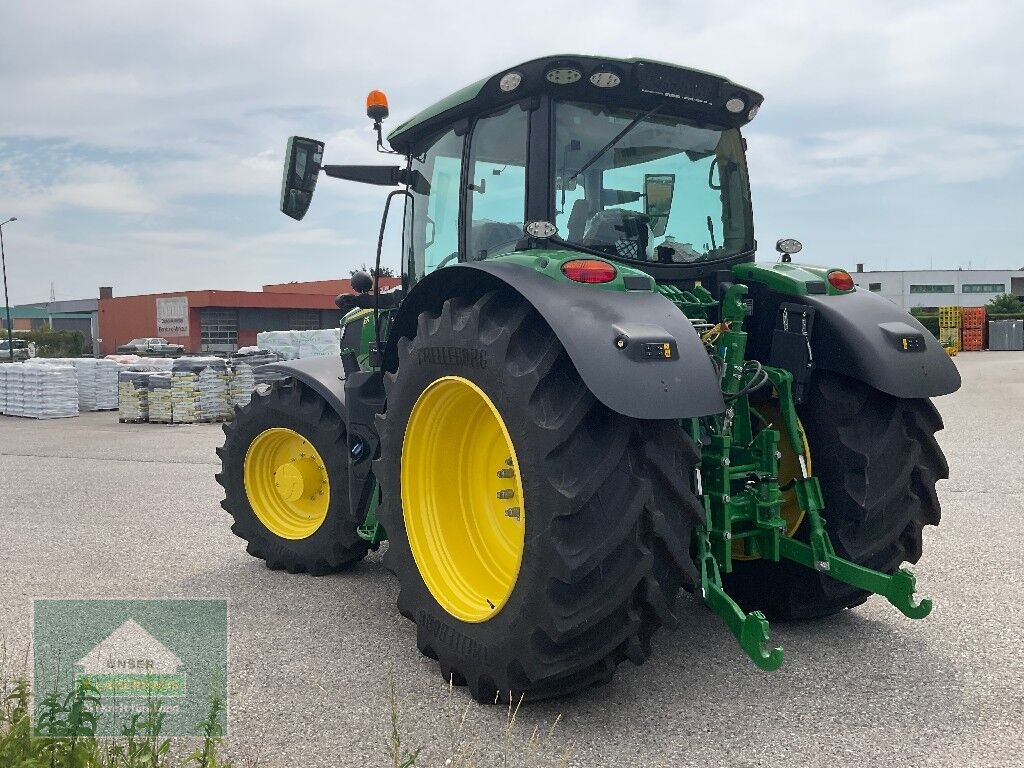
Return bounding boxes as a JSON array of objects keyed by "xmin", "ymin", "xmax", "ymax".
[
  {"xmin": 0, "ymin": 0, "xmax": 1022, "ymax": 302},
  {"xmin": 750, "ymin": 127, "xmax": 1024, "ymax": 193}
]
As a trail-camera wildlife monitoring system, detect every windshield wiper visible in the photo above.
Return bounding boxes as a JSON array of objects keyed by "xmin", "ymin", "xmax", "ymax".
[{"xmin": 567, "ymin": 104, "xmax": 662, "ymax": 183}]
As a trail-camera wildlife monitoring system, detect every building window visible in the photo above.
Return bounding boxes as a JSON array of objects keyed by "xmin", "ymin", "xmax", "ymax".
[
  {"xmin": 289, "ymin": 310, "xmax": 320, "ymax": 331},
  {"xmin": 962, "ymin": 283, "xmax": 1005, "ymax": 294},
  {"xmin": 869, "ymin": 282, "xmax": 882, "ymax": 292},
  {"xmin": 909, "ymin": 284, "xmax": 955, "ymax": 294}
]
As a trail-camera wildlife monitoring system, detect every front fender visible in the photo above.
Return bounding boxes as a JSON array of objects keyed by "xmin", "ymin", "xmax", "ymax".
[
  {"xmin": 387, "ymin": 262, "xmax": 725, "ymax": 419},
  {"xmin": 260, "ymin": 357, "xmax": 348, "ymax": 424}
]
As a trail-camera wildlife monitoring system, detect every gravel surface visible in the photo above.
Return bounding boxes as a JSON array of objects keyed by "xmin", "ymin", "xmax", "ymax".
[{"xmin": 1, "ymin": 351, "xmax": 1022, "ymax": 767}]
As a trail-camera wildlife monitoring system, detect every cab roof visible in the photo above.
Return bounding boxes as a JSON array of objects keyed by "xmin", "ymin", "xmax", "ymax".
[{"xmin": 387, "ymin": 54, "xmax": 763, "ymax": 154}]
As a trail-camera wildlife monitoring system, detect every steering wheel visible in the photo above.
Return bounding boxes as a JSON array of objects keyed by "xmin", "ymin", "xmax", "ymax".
[
  {"xmin": 433, "ymin": 235, "xmax": 522, "ymax": 271},
  {"xmin": 435, "ymin": 250, "xmax": 460, "ymax": 269}
]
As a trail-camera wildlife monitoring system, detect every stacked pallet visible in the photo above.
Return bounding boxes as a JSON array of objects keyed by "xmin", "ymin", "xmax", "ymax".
[
  {"xmin": 20, "ymin": 363, "xmax": 79, "ymax": 419},
  {"xmin": 230, "ymin": 349, "xmax": 286, "ymax": 389},
  {"xmin": 0, "ymin": 363, "xmax": 11, "ymax": 414},
  {"xmin": 197, "ymin": 365, "xmax": 231, "ymax": 420},
  {"xmin": 118, "ymin": 370, "xmax": 153, "ymax": 422},
  {"xmin": 148, "ymin": 373, "xmax": 173, "ymax": 422},
  {"xmin": 938, "ymin": 306, "xmax": 961, "ymax": 354},
  {"xmin": 42, "ymin": 358, "xmax": 121, "ymax": 411},
  {"xmin": 169, "ymin": 357, "xmax": 231, "ymax": 423},
  {"xmin": 228, "ymin": 362, "xmax": 255, "ymax": 408},
  {"xmin": 170, "ymin": 370, "xmax": 201, "ymax": 423},
  {"xmin": 960, "ymin": 307, "xmax": 986, "ymax": 351},
  {"xmin": 256, "ymin": 329, "xmax": 341, "ymax": 360},
  {"xmin": 3, "ymin": 364, "xmax": 24, "ymax": 416},
  {"xmin": 96, "ymin": 359, "xmax": 119, "ymax": 409}
]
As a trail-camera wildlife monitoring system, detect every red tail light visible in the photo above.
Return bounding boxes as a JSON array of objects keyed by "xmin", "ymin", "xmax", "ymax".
[
  {"xmin": 827, "ymin": 270, "xmax": 855, "ymax": 292},
  {"xmin": 561, "ymin": 259, "xmax": 616, "ymax": 284}
]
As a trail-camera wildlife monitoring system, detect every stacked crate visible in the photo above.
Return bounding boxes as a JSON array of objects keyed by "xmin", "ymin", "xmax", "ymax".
[
  {"xmin": 960, "ymin": 307, "xmax": 986, "ymax": 351},
  {"xmin": 938, "ymin": 306, "xmax": 961, "ymax": 354}
]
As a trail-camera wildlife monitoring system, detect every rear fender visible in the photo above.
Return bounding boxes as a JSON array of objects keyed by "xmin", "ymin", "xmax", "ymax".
[
  {"xmin": 743, "ymin": 285, "xmax": 961, "ymax": 399},
  {"xmin": 386, "ymin": 261, "xmax": 725, "ymax": 419}
]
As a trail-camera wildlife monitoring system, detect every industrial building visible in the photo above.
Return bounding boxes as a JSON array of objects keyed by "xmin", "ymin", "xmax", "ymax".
[
  {"xmin": 851, "ymin": 267, "xmax": 1024, "ymax": 310},
  {"xmin": 95, "ymin": 277, "xmax": 400, "ymax": 355},
  {"xmin": 0, "ymin": 301, "xmax": 97, "ymax": 349}
]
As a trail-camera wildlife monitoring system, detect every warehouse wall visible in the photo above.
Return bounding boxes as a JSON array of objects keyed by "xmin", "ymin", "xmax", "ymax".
[
  {"xmin": 852, "ymin": 269, "xmax": 1024, "ymax": 310},
  {"xmin": 97, "ymin": 295, "xmax": 193, "ymax": 354},
  {"xmin": 98, "ymin": 290, "xmax": 346, "ymax": 354}
]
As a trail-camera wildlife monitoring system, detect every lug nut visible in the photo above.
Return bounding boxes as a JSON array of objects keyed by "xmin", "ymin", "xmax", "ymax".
[
  {"xmin": 504, "ymin": 507, "xmax": 521, "ymax": 519},
  {"xmin": 497, "ymin": 468, "xmax": 514, "ymax": 478},
  {"xmin": 497, "ymin": 489, "xmax": 514, "ymax": 499}
]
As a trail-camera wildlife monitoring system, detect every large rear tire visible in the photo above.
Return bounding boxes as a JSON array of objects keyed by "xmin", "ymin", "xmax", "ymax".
[
  {"xmin": 217, "ymin": 381, "xmax": 369, "ymax": 575},
  {"xmin": 723, "ymin": 371, "xmax": 948, "ymax": 620},
  {"xmin": 374, "ymin": 291, "xmax": 703, "ymax": 702}
]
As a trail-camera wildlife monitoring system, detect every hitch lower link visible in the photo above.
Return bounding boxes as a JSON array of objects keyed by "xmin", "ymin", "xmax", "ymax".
[{"xmin": 690, "ymin": 371, "xmax": 932, "ymax": 672}]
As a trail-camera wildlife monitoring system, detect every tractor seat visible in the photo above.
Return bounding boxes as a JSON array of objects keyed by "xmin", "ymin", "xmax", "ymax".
[
  {"xmin": 580, "ymin": 209, "xmax": 653, "ymax": 261},
  {"xmin": 469, "ymin": 220, "xmax": 523, "ymax": 260}
]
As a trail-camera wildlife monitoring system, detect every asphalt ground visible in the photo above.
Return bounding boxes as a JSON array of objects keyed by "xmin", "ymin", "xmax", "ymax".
[{"xmin": 1, "ymin": 351, "xmax": 1022, "ymax": 767}]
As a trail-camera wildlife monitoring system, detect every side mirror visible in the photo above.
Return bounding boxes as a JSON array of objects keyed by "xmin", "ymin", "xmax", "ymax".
[
  {"xmin": 280, "ymin": 136, "xmax": 324, "ymax": 221},
  {"xmin": 644, "ymin": 173, "xmax": 675, "ymax": 237}
]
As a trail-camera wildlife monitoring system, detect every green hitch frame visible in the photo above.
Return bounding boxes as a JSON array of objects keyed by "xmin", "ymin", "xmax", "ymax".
[
  {"xmin": 357, "ymin": 482, "xmax": 387, "ymax": 545},
  {"xmin": 691, "ymin": 283, "xmax": 933, "ymax": 671}
]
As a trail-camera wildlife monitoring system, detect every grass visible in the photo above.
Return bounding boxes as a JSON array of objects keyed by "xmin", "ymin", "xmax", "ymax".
[
  {"xmin": 1, "ymin": 661, "xmax": 573, "ymax": 768},
  {"xmin": 384, "ymin": 671, "xmax": 573, "ymax": 768},
  {"xmin": 0, "ymin": 672, "xmax": 235, "ymax": 768}
]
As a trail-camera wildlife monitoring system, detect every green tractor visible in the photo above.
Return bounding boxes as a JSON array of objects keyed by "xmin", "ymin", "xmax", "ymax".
[{"xmin": 217, "ymin": 55, "xmax": 960, "ymax": 702}]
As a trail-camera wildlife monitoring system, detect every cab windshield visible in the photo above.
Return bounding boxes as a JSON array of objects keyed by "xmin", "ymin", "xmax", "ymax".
[{"xmin": 554, "ymin": 101, "xmax": 753, "ymax": 264}]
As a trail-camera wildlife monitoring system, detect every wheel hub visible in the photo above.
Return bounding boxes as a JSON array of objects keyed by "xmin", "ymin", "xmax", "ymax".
[
  {"xmin": 273, "ymin": 459, "xmax": 324, "ymax": 502},
  {"xmin": 243, "ymin": 427, "xmax": 330, "ymax": 540}
]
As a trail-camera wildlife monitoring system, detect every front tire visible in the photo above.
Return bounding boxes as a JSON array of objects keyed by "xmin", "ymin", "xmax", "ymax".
[
  {"xmin": 217, "ymin": 381, "xmax": 368, "ymax": 575},
  {"xmin": 723, "ymin": 372, "xmax": 948, "ymax": 620},
  {"xmin": 374, "ymin": 291, "xmax": 703, "ymax": 702}
]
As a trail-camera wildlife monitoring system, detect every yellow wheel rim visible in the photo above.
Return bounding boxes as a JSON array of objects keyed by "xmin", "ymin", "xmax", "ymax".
[
  {"xmin": 243, "ymin": 427, "xmax": 330, "ymax": 540},
  {"xmin": 401, "ymin": 376, "xmax": 525, "ymax": 623},
  {"xmin": 734, "ymin": 404, "xmax": 812, "ymax": 560}
]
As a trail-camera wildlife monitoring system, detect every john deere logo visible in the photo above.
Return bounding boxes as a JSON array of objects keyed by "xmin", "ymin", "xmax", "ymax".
[{"xmin": 77, "ymin": 618, "xmax": 186, "ymax": 697}]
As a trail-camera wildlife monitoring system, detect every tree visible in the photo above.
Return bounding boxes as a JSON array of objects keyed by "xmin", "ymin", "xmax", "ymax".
[
  {"xmin": 986, "ymin": 294, "xmax": 1024, "ymax": 314},
  {"xmin": 350, "ymin": 262, "xmax": 396, "ymax": 278}
]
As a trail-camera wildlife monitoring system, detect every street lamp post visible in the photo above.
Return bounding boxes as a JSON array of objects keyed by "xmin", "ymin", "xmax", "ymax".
[{"xmin": 0, "ymin": 217, "xmax": 17, "ymax": 362}]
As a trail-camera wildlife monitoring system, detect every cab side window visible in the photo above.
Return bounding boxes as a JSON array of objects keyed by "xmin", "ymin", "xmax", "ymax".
[
  {"xmin": 407, "ymin": 128, "xmax": 465, "ymax": 284},
  {"xmin": 466, "ymin": 105, "xmax": 528, "ymax": 261}
]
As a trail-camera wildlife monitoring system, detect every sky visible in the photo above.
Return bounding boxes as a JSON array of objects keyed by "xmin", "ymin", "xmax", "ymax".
[{"xmin": 1, "ymin": 0, "xmax": 1022, "ymax": 304}]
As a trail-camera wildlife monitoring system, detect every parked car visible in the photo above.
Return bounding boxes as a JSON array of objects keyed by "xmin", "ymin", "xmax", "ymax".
[
  {"xmin": 0, "ymin": 338, "xmax": 35, "ymax": 361},
  {"xmin": 115, "ymin": 337, "xmax": 185, "ymax": 356}
]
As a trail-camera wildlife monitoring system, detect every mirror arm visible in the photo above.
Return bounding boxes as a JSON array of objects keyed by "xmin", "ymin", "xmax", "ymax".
[
  {"xmin": 320, "ymin": 165, "xmax": 428, "ymax": 194},
  {"xmin": 322, "ymin": 165, "xmax": 403, "ymax": 186}
]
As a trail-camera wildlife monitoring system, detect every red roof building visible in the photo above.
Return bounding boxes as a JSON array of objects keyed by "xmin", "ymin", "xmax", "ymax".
[{"xmin": 97, "ymin": 277, "xmax": 401, "ymax": 355}]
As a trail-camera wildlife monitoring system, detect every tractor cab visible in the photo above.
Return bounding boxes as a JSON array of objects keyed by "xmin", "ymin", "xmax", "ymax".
[{"xmin": 283, "ymin": 55, "xmax": 762, "ymax": 288}]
